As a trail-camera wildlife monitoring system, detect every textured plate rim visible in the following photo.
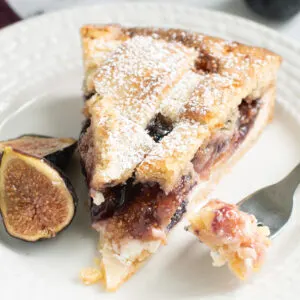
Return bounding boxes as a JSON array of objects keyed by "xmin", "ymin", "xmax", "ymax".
[
  {"xmin": 0, "ymin": 2, "xmax": 299, "ymax": 118},
  {"xmin": 0, "ymin": 2, "xmax": 300, "ymax": 299},
  {"xmin": 1, "ymin": 1, "xmax": 300, "ymax": 49}
]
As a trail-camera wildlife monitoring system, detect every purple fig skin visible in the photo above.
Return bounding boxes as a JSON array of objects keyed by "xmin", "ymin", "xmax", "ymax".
[{"xmin": 0, "ymin": 134, "xmax": 77, "ymax": 171}]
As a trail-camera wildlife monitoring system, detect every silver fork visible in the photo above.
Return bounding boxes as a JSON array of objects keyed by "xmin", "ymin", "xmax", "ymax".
[{"xmin": 239, "ymin": 163, "xmax": 300, "ymax": 238}]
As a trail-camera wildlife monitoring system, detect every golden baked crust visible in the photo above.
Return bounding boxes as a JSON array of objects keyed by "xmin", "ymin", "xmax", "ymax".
[
  {"xmin": 81, "ymin": 25, "xmax": 281, "ymax": 97},
  {"xmin": 84, "ymin": 94, "xmax": 155, "ymax": 188},
  {"xmin": 93, "ymin": 85, "xmax": 276, "ymax": 291},
  {"xmin": 80, "ymin": 24, "xmax": 281, "ymax": 192},
  {"xmin": 79, "ymin": 25, "xmax": 281, "ymax": 290},
  {"xmin": 81, "ymin": 25, "xmax": 125, "ymax": 95}
]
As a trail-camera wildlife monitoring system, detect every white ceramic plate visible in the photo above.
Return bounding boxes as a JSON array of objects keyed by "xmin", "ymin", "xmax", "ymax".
[{"xmin": 1, "ymin": 2, "xmax": 300, "ymax": 299}]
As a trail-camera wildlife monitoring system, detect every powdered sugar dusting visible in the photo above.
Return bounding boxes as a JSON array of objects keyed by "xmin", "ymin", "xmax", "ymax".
[
  {"xmin": 160, "ymin": 71, "xmax": 201, "ymax": 122},
  {"xmin": 99, "ymin": 115, "xmax": 154, "ymax": 181},
  {"xmin": 87, "ymin": 96, "xmax": 154, "ymax": 187},
  {"xmin": 82, "ymin": 26, "xmax": 280, "ymax": 191},
  {"xmin": 94, "ymin": 36, "xmax": 196, "ymax": 127},
  {"xmin": 182, "ymin": 73, "xmax": 235, "ymax": 121},
  {"xmin": 168, "ymin": 30, "xmax": 205, "ymax": 44},
  {"xmin": 136, "ymin": 121, "xmax": 208, "ymax": 191},
  {"xmin": 94, "ymin": 113, "xmax": 155, "ymax": 186},
  {"xmin": 181, "ymin": 41, "xmax": 271, "ymax": 125},
  {"xmin": 150, "ymin": 121, "xmax": 205, "ymax": 159},
  {"xmin": 89, "ymin": 40, "xmax": 122, "ymax": 62}
]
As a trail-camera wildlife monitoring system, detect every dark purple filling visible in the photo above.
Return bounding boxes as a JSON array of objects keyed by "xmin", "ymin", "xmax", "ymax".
[
  {"xmin": 84, "ymin": 93, "xmax": 95, "ymax": 102},
  {"xmin": 167, "ymin": 200, "xmax": 187, "ymax": 230},
  {"xmin": 146, "ymin": 113, "xmax": 173, "ymax": 142},
  {"xmin": 78, "ymin": 119, "xmax": 91, "ymax": 181},
  {"xmin": 91, "ymin": 178, "xmax": 137, "ymax": 221},
  {"xmin": 193, "ymin": 99, "xmax": 260, "ymax": 177},
  {"xmin": 80, "ymin": 119, "xmax": 91, "ymax": 135},
  {"xmin": 235, "ymin": 99, "xmax": 261, "ymax": 145},
  {"xmin": 87, "ymin": 98, "xmax": 261, "ymax": 233}
]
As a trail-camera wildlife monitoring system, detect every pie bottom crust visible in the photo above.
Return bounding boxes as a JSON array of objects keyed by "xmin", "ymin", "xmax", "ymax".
[{"xmin": 98, "ymin": 86, "xmax": 275, "ymax": 291}]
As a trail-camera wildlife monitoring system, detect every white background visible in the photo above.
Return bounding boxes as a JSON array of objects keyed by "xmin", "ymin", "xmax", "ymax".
[
  {"xmin": 7, "ymin": 0, "xmax": 300, "ymax": 41},
  {"xmin": 1, "ymin": 2, "xmax": 300, "ymax": 299}
]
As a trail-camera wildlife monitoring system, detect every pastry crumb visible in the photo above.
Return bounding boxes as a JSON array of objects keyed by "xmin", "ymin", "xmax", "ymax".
[
  {"xmin": 188, "ymin": 199, "xmax": 271, "ymax": 280},
  {"xmin": 80, "ymin": 267, "xmax": 103, "ymax": 285}
]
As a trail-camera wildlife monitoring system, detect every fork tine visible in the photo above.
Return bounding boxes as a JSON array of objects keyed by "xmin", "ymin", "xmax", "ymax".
[{"xmin": 238, "ymin": 163, "xmax": 300, "ymax": 238}]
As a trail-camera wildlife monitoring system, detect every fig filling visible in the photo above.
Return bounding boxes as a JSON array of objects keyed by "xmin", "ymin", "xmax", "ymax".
[
  {"xmin": 91, "ymin": 175, "xmax": 195, "ymax": 240},
  {"xmin": 193, "ymin": 99, "xmax": 261, "ymax": 178},
  {"xmin": 146, "ymin": 113, "xmax": 173, "ymax": 142},
  {"xmin": 167, "ymin": 200, "xmax": 188, "ymax": 230},
  {"xmin": 89, "ymin": 97, "xmax": 261, "ymax": 239},
  {"xmin": 91, "ymin": 178, "xmax": 136, "ymax": 222}
]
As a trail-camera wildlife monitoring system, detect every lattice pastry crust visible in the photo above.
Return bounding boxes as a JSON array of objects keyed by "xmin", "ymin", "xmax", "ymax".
[
  {"xmin": 78, "ymin": 25, "xmax": 281, "ymax": 291},
  {"xmin": 81, "ymin": 25, "xmax": 281, "ymax": 192}
]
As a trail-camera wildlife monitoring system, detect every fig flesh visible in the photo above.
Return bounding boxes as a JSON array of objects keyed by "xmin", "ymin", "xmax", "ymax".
[
  {"xmin": 0, "ymin": 135, "xmax": 77, "ymax": 170},
  {"xmin": 0, "ymin": 147, "xmax": 77, "ymax": 241}
]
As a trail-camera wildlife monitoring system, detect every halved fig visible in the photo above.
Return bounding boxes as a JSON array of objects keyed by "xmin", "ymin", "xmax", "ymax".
[
  {"xmin": 0, "ymin": 135, "xmax": 77, "ymax": 170},
  {"xmin": 0, "ymin": 147, "xmax": 77, "ymax": 241}
]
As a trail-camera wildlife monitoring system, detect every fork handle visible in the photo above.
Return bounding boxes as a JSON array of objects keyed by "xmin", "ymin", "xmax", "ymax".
[{"xmin": 278, "ymin": 163, "xmax": 300, "ymax": 195}]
